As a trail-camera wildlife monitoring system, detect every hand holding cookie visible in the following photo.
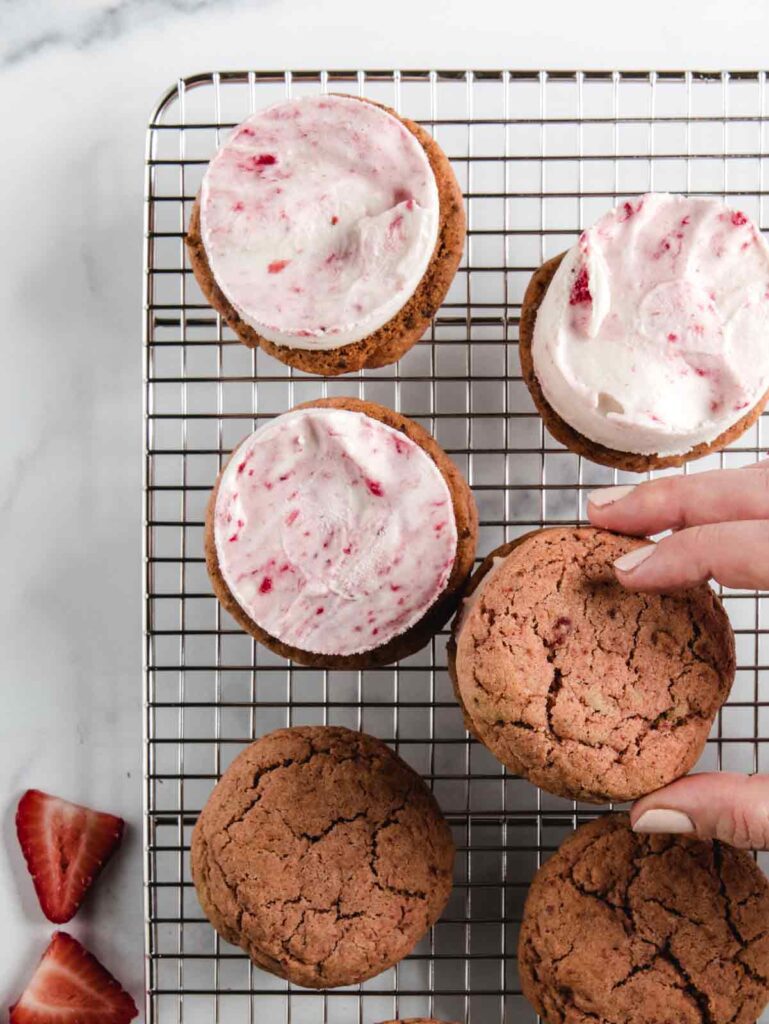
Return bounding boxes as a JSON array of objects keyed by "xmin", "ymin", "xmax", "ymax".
[
  {"xmin": 589, "ymin": 464, "xmax": 769, "ymax": 849},
  {"xmin": 589, "ymin": 461, "xmax": 769, "ymax": 591}
]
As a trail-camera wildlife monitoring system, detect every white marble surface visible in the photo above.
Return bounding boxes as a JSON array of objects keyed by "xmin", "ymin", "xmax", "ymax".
[{"xmin": 3, "ymin": 0, "xmax": 769, "ymax": 1014}]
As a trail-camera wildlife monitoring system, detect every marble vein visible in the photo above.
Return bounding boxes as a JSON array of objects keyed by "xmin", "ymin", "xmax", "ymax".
[{"xmin": 0, "ymin": 0, "xmax": 245, "ymax": 67}]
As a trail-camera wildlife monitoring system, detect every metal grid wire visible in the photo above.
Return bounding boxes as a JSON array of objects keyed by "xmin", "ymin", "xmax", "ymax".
[{"xmin": 143, "ymin": 70, "xmax": 769, "ymax": 1024}]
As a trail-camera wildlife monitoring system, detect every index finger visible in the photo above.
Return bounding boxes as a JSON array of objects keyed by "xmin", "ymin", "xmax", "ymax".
[{"xmin": 587, "ymin": 465, "xmax": 769, "ymax": 536}]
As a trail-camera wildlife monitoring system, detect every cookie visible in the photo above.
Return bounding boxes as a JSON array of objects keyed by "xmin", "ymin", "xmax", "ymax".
[
  {"xmin": 186, "ymin": 94, "xmax": 466, "ymax": 376},
  {"xmin": 518, "ymin": 814, "xmax": 769, "ymax": 1024},
  {"xmin": 519, "ymin": 195, "xmax": 769, "ymax": 471},
  {"xmin": 190, "ymin": 726, "xmax": 455, "ymax": 989},
  {"xmin": 448, "ymin": 527, "xmax": 735, "ymax": 803},
  {"xmin": 205, "ymin": 396, "xmax": 478, "ymax": 669}
]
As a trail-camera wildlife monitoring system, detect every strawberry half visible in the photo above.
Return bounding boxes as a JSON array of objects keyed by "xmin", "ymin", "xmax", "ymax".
[
  {"xmin": 10, "ymin": 931, "xmax": 138, "ymax": 1024},
  {"xmin": 16, "ymin": 789, "xmax": 124, "ymax": 923}
]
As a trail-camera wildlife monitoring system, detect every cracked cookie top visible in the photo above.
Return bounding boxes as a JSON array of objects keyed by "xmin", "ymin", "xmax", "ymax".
[
  {"xmin": 518, "ymin": 814, "xmax": 769, "ymax": 1024},
  {"xmin": 190, "ymin": 726, "xmax": 455, "ymax": 989},
  {"xmin": 449, "ymin": 527, "xmax": 735, "ymax": 803}
]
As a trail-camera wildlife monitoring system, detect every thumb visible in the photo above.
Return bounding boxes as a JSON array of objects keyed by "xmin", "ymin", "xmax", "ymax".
[{"xmin": 631, "ymin": 773, "xmax": 769, "ymax": 850}]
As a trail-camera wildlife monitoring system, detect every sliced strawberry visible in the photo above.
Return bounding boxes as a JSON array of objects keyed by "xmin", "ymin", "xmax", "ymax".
[
  {"xmin": 16, "ymin": 789, "xmax": 124, "ymax": 923},
  {"xmin": 10, "ymin": 931, "xmax": 138, "ymax": 1024}
]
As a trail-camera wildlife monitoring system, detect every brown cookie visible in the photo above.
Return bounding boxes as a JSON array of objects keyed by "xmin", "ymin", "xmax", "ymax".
[
  {"xmin": 205, "ymin": 396, "xmax": 478, "ymax": 669},
  {"xmin": 519, "ymin": 253, "xmax": 769, "ymax": 471},
  {"xmin": 190, "ymin": 726, "xmax": 455, "ymax": 989},
  {"xmin": 186, "ymin": 96, "xmax": 466, "ymax": 377},
  {"xmin": 447, "ymin": 527, "xmax": 735, "ymax": 803},
  {"xmin": 518, "ymin": 814, "xmax": 769, "ymax": 1024}
]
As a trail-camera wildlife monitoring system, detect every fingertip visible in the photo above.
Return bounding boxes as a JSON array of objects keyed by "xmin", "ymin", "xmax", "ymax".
[
  {"xmin": 586, "ymin": 503, "xmax": 618, "ymax": 531},
  {"xmin": 632, "ymin": 808, "xmax": 695, "ymax": 835},
  {"xmin": 630, "ymin": 774, "xmax": 769, "ymax": 849},
  {"xmin": 586, "ymin": 505, "xmax": 608, "ymax": 531},
  {"xmin": 612, "ymin": 544, "xmax": 656, "ymax": 576},
  {"xmin": 586, "ymin": 486, "xmax": 636, "ymax": 526},
  {"xmin": 587, "ymin": 485, "xmax": 636, "ymax": 509}
]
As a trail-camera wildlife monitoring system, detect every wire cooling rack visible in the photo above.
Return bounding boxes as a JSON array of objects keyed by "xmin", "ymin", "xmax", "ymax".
[{"xmin": 143, "ymin": 70, "xmax": 769, "ymax": 1024}]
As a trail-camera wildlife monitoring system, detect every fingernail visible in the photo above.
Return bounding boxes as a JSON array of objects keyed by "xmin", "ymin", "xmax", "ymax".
[
  {"xmin": 587, "ymin": 485, "xmax": 636, "ymax": 508},
  {"xmin": 633, "ymin": 809, "xmax": 695, "ymax": 834},
  {"xmin": 613, "ymin": 544, "xmax": 655, "ymax": 574}
]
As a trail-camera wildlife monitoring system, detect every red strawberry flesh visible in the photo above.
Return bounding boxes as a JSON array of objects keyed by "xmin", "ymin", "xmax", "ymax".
[
  {"xmin": 16, "ymin": 789, "xmax": 124, "ymax": 924},
  {"xmin": 9, "ymin": 931, "xmax": 138, "ymax": 1024}
]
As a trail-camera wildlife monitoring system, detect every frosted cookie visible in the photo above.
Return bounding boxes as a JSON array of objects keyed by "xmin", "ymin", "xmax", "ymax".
[
  {"xmin": 191, "ymin": 726, "xmax": 455, "ymax": 989},
  {"xmin": 187, "ymin": 94, "xmax": 465, "ymax": 375},
  {"xmin": 447, "ymin": 527, "xmax": 735, "ymax": 803},
  {"xmin": 518, "ymin": 814, "xmax": 769, "ymax": 1024},
  {"xmin": 205, "ymin": 397, "xmax": 477, "ymax": 668},
  {"xmin": 520, "ymin": 193, "xmax": 769, "ymax": 470}
]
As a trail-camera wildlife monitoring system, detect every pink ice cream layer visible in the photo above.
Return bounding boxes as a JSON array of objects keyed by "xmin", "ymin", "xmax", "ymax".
[
  {"xmin": 532, "ymin": 193, "xmax": 769, "ymax": 456},
  {"xmin": 199, "ymin": 94, "xmax": 440, "ymax": 351},
  {"xmin": 214, "ymin": 407, "xmax": 458, "ymax": 656}
]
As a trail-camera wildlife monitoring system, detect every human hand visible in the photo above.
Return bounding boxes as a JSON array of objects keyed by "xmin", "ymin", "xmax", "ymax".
[{"xmin": 588, "ymin": 463, "xmax": 769, "ymax": 849}]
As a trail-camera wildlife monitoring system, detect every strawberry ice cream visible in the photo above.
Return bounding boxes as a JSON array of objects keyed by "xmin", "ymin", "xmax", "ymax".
[
  {"xmin": 531, "ymin": 193, "xmax": 769, "ymax": 456},
  {"xmin": 213, "ymin": 407, "xmax": 457, "ymax": 656},
  {"xmin": 199, "ymin": 95, "xmax": 440, "ymax": 351}
]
